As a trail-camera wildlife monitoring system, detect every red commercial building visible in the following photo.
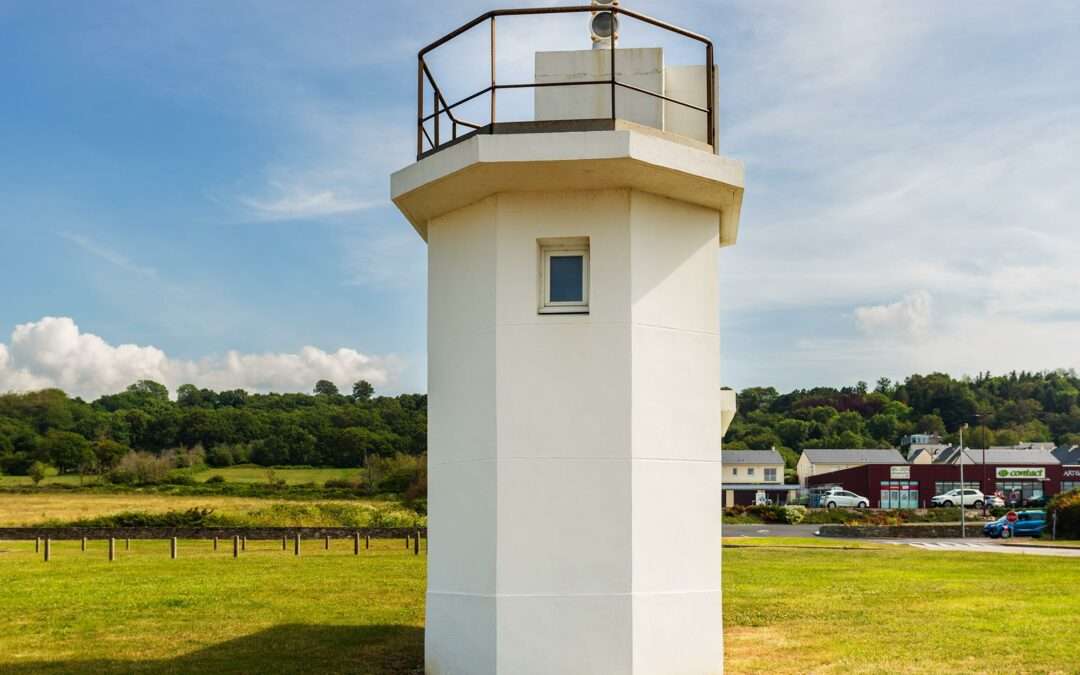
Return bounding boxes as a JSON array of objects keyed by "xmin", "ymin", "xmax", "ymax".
[{"xmin": 807, "ymin": 448, "xmax": 1063, "ymax": 509}]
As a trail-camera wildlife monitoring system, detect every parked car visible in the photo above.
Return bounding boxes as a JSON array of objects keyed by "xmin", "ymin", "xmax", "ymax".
[
  {"xmin": 985, "ymin": 494, "xmax": 1005, "ymax": 508},
  {"xmin": 823, "ymin": 490, "xmax": 870, "ymax": 509},
  {"xmin": 983, "ymin": 511, "xmax": 1046, "ymax": 539},
  {"xmin": 931, "ymin": 489, "xmax": 985, "ymax": 508}
]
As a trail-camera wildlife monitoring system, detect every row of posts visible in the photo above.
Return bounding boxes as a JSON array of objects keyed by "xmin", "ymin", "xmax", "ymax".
[{"xmin": 32, "ymin": 531, "xmax": 423, "ymax": 561}]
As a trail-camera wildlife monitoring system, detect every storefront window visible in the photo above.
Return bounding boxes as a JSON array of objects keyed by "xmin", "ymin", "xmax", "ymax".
[
  {"xmin": 880, "ymin": 480, "xmax": 919, "ymax": 509},
  {"xmin": 996, "ymin": 481, "xmax": 1045, "ymax": 506},
  {"xmin": 934, "ymin": 481, "xmax": 980, "ymax": 496},
  {"xmin": 1062, "ymin": 481, "xmax": 1080, "ymax": 494}
]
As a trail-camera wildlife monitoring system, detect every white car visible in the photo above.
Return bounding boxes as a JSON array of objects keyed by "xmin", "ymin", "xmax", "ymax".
[
  {"xmin": 985, "ymin": 494, "xmax": 1005, "ymax": 508},
  {"xmin": 931, "ymin": 489, "xmax": 985, "ymax": 508},
  {"xmin": 823, "ymin": 490, "xmax": 870, "ymax": 509}
]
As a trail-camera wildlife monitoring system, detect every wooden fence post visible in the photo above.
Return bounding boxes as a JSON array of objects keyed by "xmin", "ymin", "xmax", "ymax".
[
  {"xmin": 414, "ymin": 529, "xmax": 420, "ymax": 556},
  {"xmin": 35, "ymin": 537, "xmax": 40, "ymax": 553},
  {"xmin": 365, "ymin": 533, "xmax": 370, "ymax": 550},
  {"xmin": 44, "ymin": 537, "xmax": 51, "ymax": 562},
  {"xmin": 242, "ymin": 536, "xmax": 247, "ymax": 551},
  {"xmin": 354, "ymin": 532, "xmax": 360, "ymax": 555},
  {"xmin": 108, "ymin": 537, "xmax": 116, "ymax": 562},
  {"xmin": 233, "ymin": 535, "xmax": 239, "ymax": 559},
  {"xmin": 170, "ymin": 537, "xmax": 178, "ymax": 560},
  {"xmin": 325, "ymin": 535, "xmax": 330, "ymax": 550},
  {"xmin": 405, "ymin": 534, "xmax": 410, "ymax": 549},
  {"xmin": 213, "ymin": 536, "xmax": 218, "ymax": 551},
  {"xmin": 294, "ymin": 533, "xmax": 301, "ymax": 557},
  {"xmin": 125, "ymin": 538, "xmax": 130, "ymax": 551},
  {"xmin": 282, "ymin": 535, "xmax": 287, "ymax": 551},
  {"xmin": 81, "ymin": 537, "xmax": 87, "ymax": 552}
]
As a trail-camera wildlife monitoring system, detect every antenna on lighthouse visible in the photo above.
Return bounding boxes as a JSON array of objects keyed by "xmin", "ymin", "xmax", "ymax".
[{"xmin": 590, "ymin": 0, "xmax": 619, "ymax": 50}]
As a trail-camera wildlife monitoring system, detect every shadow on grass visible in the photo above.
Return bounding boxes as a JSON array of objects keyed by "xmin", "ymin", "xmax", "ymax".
[{"xmin": 5, "ymin": 623, "xmax": 424, "ymax": 675}]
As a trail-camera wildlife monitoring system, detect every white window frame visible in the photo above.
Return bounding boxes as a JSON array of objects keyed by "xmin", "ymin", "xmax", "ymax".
[
  {"xmin": 538, "ymin": 238, "xmax": 590, "ymax": 314},
  {"xmin": 747, "ymin": 467, "xmax": 755, "ymax": 477},
  {"xmin": 765, "ymin": 468, "xmax": 777, "ymax": 482}
]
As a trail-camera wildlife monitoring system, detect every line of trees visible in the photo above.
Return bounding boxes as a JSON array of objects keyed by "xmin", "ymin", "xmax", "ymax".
[
  {"xmin": 0, "ymin": 379, "xmax": 426, "ymax": 477},
  {"xmin": 725, "ymin": 370, "xmax": 1080, "ymax": 469}
]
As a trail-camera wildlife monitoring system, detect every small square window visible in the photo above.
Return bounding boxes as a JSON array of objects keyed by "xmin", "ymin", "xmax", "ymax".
[
  {"xmin": 539, "ymin": 238, "xmax": 589, "ymax": 314},
  {"xmin": 732, "ymin": 467, "xmax": 738, "ymax": 476},
  {"xmin": 747, "ymin": 467, "xmax": 755, "ymax": 477}
]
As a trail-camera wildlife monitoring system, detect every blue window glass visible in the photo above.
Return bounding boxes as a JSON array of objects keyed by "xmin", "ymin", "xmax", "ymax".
[{"xmin": 549, "ymin": 255, "xmax": 583, "ymax": 302}]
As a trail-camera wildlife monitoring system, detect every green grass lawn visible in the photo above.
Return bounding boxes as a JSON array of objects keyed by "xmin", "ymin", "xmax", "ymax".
[
  {"xmin": 0, "ymin": 538, "xmax": 425, "ymax": 674},
  {"xmin": 2, "ymin": 536, "xmax": 1078, "ymax": 673},
  {"xmin": 723, "ymin": 538, "xmax": 1080, "ymax": 673}
]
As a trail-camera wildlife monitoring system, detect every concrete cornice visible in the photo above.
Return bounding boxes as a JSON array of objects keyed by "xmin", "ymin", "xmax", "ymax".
[{"xmin": 391, "ymin": 123, "xmax": 745, "ymax": 247}]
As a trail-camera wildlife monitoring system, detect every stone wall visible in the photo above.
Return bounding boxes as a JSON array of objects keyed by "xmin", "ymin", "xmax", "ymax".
[{"xmin": 0, "ymin": 526, "xmax": 426, "ymax": 540}]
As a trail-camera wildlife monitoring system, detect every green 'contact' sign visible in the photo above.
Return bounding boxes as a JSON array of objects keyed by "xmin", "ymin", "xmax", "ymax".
[{"xmin": 996, "ymin": 467, "xmax": 1046, "ymax": 479}]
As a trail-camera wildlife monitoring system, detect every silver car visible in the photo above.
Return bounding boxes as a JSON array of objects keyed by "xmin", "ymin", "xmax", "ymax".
[{"xmin": 823, "ymin": 490, "xmax": 870, "ymax": 509}]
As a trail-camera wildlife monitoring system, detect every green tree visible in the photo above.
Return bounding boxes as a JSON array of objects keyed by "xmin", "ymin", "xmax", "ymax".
[
  {"xmin": 28, "ymin": 461, "xmax": 47, "ymax": 485},
  {"xmin": 42, "ymin": 430, "xmax": 93, "ymax": 474},
  {"xmin": 314, "ymin": 380, "xmax": 340, "ymax": 396},
  {"xmin": 352, "ymin": 380, "xmax": 375, "ymax": 402}
]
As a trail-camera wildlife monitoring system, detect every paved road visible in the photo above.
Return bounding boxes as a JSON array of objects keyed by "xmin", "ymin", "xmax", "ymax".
[
  {"xmin": 723, "ymin": 524, "xmax": 1080, "ymax": 557},
  {"xmin": 723, "ymin": 524, "xmax": 822, "ymax": 538}
]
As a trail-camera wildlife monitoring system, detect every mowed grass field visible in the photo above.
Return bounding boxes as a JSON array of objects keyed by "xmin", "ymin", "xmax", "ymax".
[
  {"xmin": 2, "ymin": 537, "xmax": 1079, "ymax": 673},
  {"xmin": 0, "ymin": 465, "xmax": 363, "ymax": 488},
  {"xmin": 0, "ymin": 493, "xmax": 390, "ymax": 526},
  {"xmin": 0, "ymin": 537, "xmax": 426, "ymax": 675}
]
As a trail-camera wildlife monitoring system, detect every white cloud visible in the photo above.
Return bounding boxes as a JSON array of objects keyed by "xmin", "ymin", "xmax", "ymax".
[
  {"xmin": 855, "ymin": 291, "xmax": 932, "ymax": 341},
  {"xmin": 239, "ymin": 181, "xmax": 382, "ymax": 220},
  {"xmin": 0, "ymin": 317, "xmax": 401, "ymax": 399},
  {"xmin": 60, "ymin": 232, "xmax": 158, "ymax": 278}
]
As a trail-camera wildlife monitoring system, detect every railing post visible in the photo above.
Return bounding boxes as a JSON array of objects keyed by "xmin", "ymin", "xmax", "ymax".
[
  {"xmin": 610, "ymin": 21, "xmax": 617, "ymax": 121},
  {"xmin": 109, "ymin": 537, "xmax": 115, "ymax": 562},
  {"xmin": 294, "ymin": 533, "xmax": 301, "ymax": 557},
  {"xmin": 233, "ymin": 535, "xmax": 239, "ymax": 559},
  {"xmin": 44, "ymin": 537, "xmax": 51, "ymax": 562},
  {"xmin": 490, "ymin": 16, "xmax": 496, "ymax": 129},
  {"xmin": 706, "ymin": 42, "xmax": 715, "ymax": 151},
  {"xmin": 170, "ymin": 537, "xmax": 178, "ymax": 560},
  {"xmin": 417, "ymin": 58, "xmax": 424, "ymax": 159},
  {"xmin": 433, "ymin": 88, "xmax": 439, "ymax": 148},
  {"xmin": 354, "ymin": 532, "xmax": 360, "ymax": 555}
]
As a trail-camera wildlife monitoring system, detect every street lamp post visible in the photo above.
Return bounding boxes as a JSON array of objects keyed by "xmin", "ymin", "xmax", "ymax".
[{"xmin": 960, "ymin": 424, "xmax": 967, "ymax": 539}]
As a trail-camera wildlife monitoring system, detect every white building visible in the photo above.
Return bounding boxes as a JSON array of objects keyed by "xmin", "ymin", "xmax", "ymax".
[
  {"xmin": 392, "ymin": 7, "xmax": 743, "ymax": 675},
  {"xmin": 796, "ymin": 448, "xmax": 907, "ymax": 486}
]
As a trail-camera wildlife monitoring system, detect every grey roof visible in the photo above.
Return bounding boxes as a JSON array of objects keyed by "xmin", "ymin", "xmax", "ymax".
[
  {"xmin": 801, "ymin": 448, "xmax": 906, "ymax": 465},
  {"xmin": 722, "ymin": 449, "xmax": 785, "ymax": 465},
  {"xmin": 933, "ymin": 446, "xmax": 962, "ymax": 464},
  {"xmin": 953, "ymin": 448, "xmax": 1060, "ymax": 466},
  {"xmin": 1052, "ymin": 446, "xmax": 1080, "ymax": 465},
  {"xmin": 720, "ymin": 483, "xmax": 797, "ymax": 490}
]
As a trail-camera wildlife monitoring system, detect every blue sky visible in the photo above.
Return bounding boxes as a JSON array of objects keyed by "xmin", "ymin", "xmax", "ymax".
[{"xmin": 1, "ymin": 0, "xmax": 1079, "ymax": 398}]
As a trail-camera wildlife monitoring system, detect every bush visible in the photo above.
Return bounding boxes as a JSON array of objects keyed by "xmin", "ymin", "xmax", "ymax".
[
  {"xmin": 28, "ymin": 461, "xmax": 47, "ymax": 485},
  {"xmin": 108, "ymin": 452, "xmax": 173, "ymax": 486},
  {"xmin": 54, "ymin": 507, "xmax": 227, "ymax": 528},
  {"xmin": 163, "ymin": 473, "xmax": 197, "ymax": 486},
  {"xmin": 782, "ymin": 505, "xmax": 806, "ymax": 524},
  {"xmin": 206, "ymin": 445, "xmax": 234, "ymax": 468},
  {"xmin": 1048, "ymin": 489, "xmax": 1080, "ymax": 539},
  {"xmin": 205, "ymin": 474, "xmax": 226, "ymax": 484}
]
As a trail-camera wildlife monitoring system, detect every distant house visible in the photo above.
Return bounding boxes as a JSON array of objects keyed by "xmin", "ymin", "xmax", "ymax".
[
  {"xmin": 796, "ymin": 448, "xmax": 907, "ymax": 486},
  {"xmin": 902, "ymin": 433, "xmax": 944, "ymax": 447},
  {"xmin": 908, "ymin": 444, "xmax": 950, "ymax": 464},
  {"xmin": 1053, "ymin": 446, "xmax": 1080, "ymax": 493},
  {"xmin": 721, "ymin": 449, "xmax": 795, "ymax": 506}
]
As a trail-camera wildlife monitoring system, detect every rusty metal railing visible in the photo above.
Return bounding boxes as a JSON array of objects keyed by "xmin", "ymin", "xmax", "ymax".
[{"xmin": 417, "ymin": 5, "xmax": 716, "ymax": 160}]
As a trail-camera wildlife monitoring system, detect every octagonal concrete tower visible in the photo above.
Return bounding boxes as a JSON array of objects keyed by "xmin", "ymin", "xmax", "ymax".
[{"xmin": 392, "ymin": 6, "xmax": 742, "ymax": 674}]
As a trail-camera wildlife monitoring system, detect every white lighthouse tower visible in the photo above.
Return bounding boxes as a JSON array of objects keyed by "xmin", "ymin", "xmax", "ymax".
[{"xmin": 392, "ymin": 5, "xmax": 742, "ymax": 674}]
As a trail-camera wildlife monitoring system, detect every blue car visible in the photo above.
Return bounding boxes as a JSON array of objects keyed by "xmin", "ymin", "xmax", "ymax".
[{"xmin": 983, "ymin": 511, "xmax": 1046, "ymax": 539}]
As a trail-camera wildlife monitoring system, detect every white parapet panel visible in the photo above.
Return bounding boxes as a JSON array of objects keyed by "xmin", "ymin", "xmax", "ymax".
[{"xmin": 535, "ymin": 48, "xmax": 664, "ymax": 128}]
